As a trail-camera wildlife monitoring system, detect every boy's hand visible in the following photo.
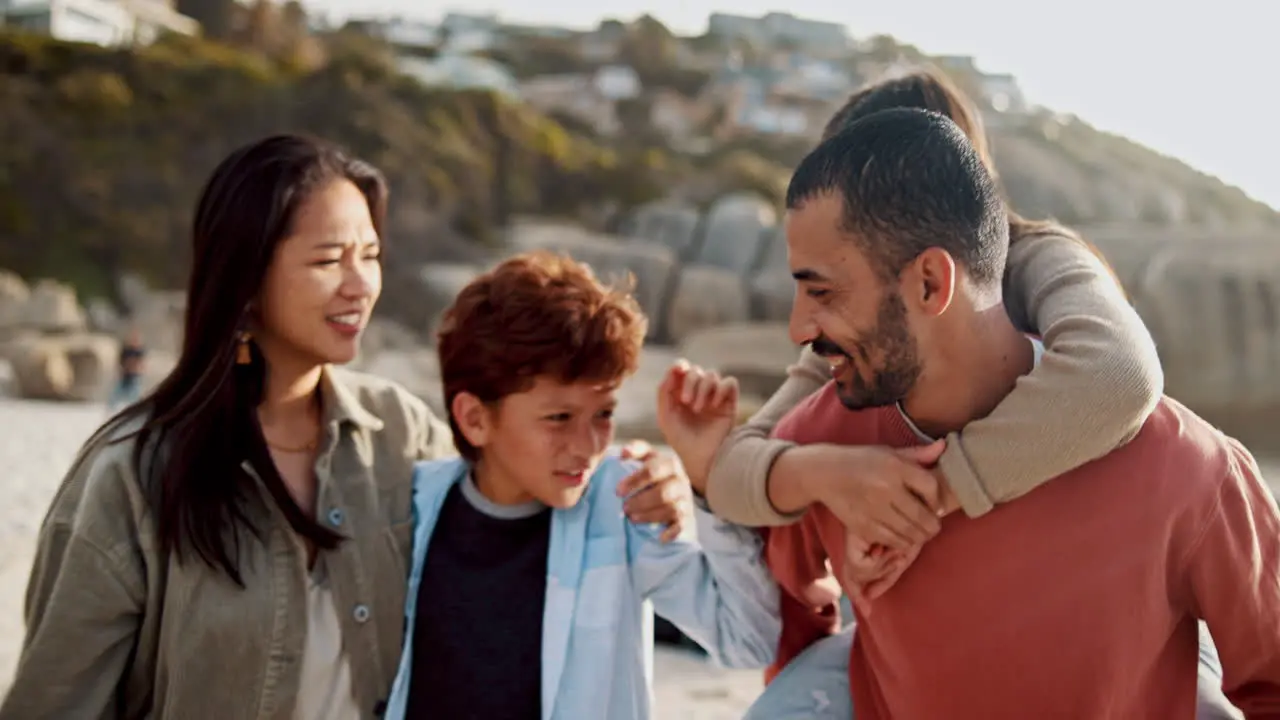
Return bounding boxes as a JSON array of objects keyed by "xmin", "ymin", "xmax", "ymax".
[
  {"xmin": 841, "ymin": 536, "xmax": 922, "ymax": 616},
  {"xmin": 655, "ymin": 359, "xmax": 739, "ymax": 495},
  {"xmin": 617, "ymin": 444, "xmax": 694, "ymax": 543},
  {"xmin": 799, "ymin": 560, "xmax": 844, "ymax": 608}
]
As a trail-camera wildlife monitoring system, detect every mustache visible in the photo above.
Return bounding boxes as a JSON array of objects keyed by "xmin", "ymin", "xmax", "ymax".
[{"xmin": 809, "ymin": 336, "xmax": 849, "ymax": 358}]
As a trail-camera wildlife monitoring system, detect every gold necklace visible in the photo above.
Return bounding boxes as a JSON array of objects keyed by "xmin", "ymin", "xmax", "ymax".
[{"xmin": 263, "ymin": 391, "xmax": 323, "ymax": 454}]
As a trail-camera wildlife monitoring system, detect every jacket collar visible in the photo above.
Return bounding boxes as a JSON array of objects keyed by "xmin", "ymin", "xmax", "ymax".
[{"xmin": 319, "ymin": 366, "xmax": 385, "ymax": 432}]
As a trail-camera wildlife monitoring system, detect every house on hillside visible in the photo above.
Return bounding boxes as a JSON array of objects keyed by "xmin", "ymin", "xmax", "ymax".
[
  {"xmin": 700, "ymin": 63, "xmax": 840, "ymax": 138},
  {"xmin": 518, "ymin": 65, "xmax": 641, "ymax": 135},
  {"xmin": 576, "ymin": 21, "xmax": 624, "ymax": 62},
  {"xmin": 519, "ymin": 73, "xmax": 618, "ymax": 135},
  {"xmin": 931, "ymin": 55, "xmax": 1029, "ymax": 114},
  {"xmin": 773, "ymin": 53, "xmax": 854, "ymax": 101},
  {"xmin": 649, "ymin": 88, "xmax": 712, "ymax": 144},
  {"xmin": 594, "ymin": 64, "xmax": 641, "ymax": 100},
  {"xmin": 3, "ymin": 0, "xmax": 198, "ymax": 46},
  {"xmin": 343, "ymin": 16, "xmax": 440, "ymax": 52},
  {"xmin": 439, "ymin": 11, "xmax": 497, "ymax": 53},
  {"xmin": 981, "ymin": 72, "xmax": 1026, "ymax": 113},
  {"xmin": 707, "ymin": 11, "xmax": 849, "ymax": 54},
  {"xmin": 399, "ymin": 52, "xmax": 518, "ymax": 97}
]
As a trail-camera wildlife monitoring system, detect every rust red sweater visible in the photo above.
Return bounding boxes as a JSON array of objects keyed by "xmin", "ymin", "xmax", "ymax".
[{"xmin": 765, "ymin": 384, "xmax": 1280, "ymax": 719}]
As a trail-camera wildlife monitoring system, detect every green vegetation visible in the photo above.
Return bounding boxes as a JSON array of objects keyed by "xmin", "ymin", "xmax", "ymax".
[
  {"xmin": 0, "ymin": 30, "xmax": 679, "ymax": 296},
  {"xmin": 0, "ymin": 25, "xmax": 1273, "ymax": 302}
]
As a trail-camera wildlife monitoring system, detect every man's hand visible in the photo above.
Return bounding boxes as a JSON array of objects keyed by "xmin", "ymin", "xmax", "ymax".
[
  {"xmin": 654, "ymin": 359, "xmax": 739, "ymax": 495},
  {"xmin": 616, "ymin": 443, "xmax": 695, "ymax": 543},
  {"xmin": 800, "ymin": 441, "xmax": 949, "ymax": 552}
]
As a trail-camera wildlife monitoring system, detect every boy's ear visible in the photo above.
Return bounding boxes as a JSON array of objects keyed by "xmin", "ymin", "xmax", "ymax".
[{"xmin": 450, "ymin": 391, "xmax": 492, "ymax": 453}]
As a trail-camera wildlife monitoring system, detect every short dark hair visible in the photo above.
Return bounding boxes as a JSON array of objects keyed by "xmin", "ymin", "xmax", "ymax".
[{"xmin": 787, "ymin": 107, "xmax": 1008, "ymax": 287}]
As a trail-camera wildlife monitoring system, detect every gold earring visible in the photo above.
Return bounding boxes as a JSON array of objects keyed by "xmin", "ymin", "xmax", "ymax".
[{"xmin": 236, "ymin": 331, "xmax": 252, "ymax": 365}]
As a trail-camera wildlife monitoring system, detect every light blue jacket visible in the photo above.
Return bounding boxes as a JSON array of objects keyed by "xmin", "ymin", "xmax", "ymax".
[{"xmin": 384, "ymin": 455, "xmax": 781, "ymax": 720}]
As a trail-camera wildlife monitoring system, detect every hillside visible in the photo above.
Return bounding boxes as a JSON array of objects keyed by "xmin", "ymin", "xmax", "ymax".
[
  {"xmin": 0, "ymin": 29, "xmax": 1273, "ymax": 305},
  {"xmin": 708, "ymin": 115, "xmax": 1278, "ymax": 229},
  {"xmin": 0, "ymin": 30, "xmax": 682, "ymax": 297}
]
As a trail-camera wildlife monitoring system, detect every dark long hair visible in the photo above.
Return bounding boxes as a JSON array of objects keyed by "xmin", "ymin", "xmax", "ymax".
[
  {"xmin": 93, "ymin": 134, "xmax": 389, "ymax": 585},
  {"xmin": 819, "ymin": 68, "xmax": 1122, "ymax": 291}
]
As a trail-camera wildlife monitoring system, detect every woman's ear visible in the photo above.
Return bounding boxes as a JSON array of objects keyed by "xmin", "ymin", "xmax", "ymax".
[{"xmin": 450, "ymin": 391, "xmax": 492, "ymax": 453}]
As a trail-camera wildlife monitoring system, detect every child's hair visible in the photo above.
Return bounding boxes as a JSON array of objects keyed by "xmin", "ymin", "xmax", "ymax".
[{"xmin": 436, "ymin": 250, "xmax": 648, "ymax": 460}]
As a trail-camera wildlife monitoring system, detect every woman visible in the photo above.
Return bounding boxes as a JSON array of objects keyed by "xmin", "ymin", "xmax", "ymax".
[
  {"xmin": 664, "ymin": 70, "xmax": 1236, "ymax": 718},
  {"xmin": 0, "ymin": 135, "xmax": 690, "ymax": 720}
]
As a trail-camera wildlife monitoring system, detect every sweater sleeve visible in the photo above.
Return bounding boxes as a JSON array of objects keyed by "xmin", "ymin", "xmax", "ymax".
[
  {"xmin": 1183, "ymin": 438, "xmax": 1280, "ymax": 715},
  {"xmin": 935, "ymin": 231, "xmax": 1164, "ymax": 516},
  {"xmin": 703, "ymin": 346, "xmax": 829, "ymax": 526}
]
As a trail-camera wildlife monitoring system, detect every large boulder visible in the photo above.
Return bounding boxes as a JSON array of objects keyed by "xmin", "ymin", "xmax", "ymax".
[
  {"xmin": 747, "ymin": 227, "xmax": 793, "ymax": 321},
  {"xmin": 748, "ymin": 272, "xmax": 793, "ymax": 323},
  {"xmin": 507, "ymin": 222, "xmax": 679, "ymax": 341},
  {"xmin": 1130, "ymin": 243, "xmax": 1280, "ymax": 411},
  {"xmin": 694, "ymin": 193, "xmax": 777, "ymax": 275},
  {"xmin": 613, "ymin": 347, "xmax": 680, "ymax": 445},
  {"xmin": 354, "ymin": 347, "xmax": 444, "ymax": 416},
  {"xmin": 414, "ymin": 262, "xmax": 484, "ymax": 340},
  {"xmin": 676, "ymin": 323, "xmax": 796, "ymax": 401},
  {"xmin": 0, "ymin": 270, "xmax": 30, "ymax": 336},
  {"xmin": 663, "ymin": 266, "xmax": 751, "ymax": 345},
  {"xmin": 62, "ymin": 333, "xmax": 119, "ymax": 401},
  {"xmin": 9, "ymin": 332, "xmax": 120, "ymax": 402},
  {"xmin": 619, "ymin": 199, "xmax": 704, "ymax": 260},
  {"xmin": 9, "ymin": 335, "xmax": 74, "ymax": 400},
  {"xmin": 21, "ymin": 279, "xmax": 86, "ymax": 333}
]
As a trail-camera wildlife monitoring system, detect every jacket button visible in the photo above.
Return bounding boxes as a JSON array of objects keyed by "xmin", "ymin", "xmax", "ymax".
[
  {"xmin": 327, "ymin": 507, "xmax": 344, "ymax": 527},
  {"xmin": 352, "ymin": 604, "xmax": 370, "ymax": 623}
]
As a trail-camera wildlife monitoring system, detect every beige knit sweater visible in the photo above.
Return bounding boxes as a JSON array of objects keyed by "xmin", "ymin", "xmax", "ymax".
[{"xmin": 703, "ymin": 230, "xmax": 1164, "ymax": 524}]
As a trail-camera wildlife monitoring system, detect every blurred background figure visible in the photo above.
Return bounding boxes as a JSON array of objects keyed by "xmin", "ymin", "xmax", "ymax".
[{"xmin": 106, "ymin": 328, "xmax": 146, "ymax": 411}]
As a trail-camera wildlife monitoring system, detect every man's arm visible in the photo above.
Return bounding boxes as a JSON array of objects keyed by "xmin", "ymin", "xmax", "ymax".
[
  {"xmin": 1184, "ymin": 438, "xmax": 1280, "ymax": 716},
  {"xmin": 762, "ymin": 512, "xmax": 842, "ymax": 683}
]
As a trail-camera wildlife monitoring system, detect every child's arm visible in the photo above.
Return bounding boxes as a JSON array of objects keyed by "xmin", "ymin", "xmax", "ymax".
[
  {"xmin": 701, "ymin": 348, "xmax": 827, "ymax": 525},
  {"xmin": 936, "ymin": 230, "xmax": 1163, "ymax": 513},
  {"xmin": 706, "ymin": 228, "xmax": 1163, "ymax": 524},
  {"xmin": 624, "ymin": 494, "xmax": 782, "ymax": 670}
]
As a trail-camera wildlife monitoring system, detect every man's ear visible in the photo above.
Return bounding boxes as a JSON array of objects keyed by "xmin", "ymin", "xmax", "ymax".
[
  {"xmin": 450, "ymin": 391, "xmax": 493, "ymax": 453},
  {"xmin": 904, "ymin": 248, "xmax": 956, "ymax": 317}
]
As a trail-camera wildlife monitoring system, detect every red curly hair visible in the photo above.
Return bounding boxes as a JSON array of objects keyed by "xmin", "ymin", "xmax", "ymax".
[{"xmin": 436, "ymin": 250, "xmax": 648, "ymax": 460}]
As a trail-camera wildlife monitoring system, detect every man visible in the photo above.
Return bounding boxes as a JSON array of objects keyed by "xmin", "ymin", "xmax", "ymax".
[{"xmin": 761, "ymin": 107, "xmax": 1280, "ymax": 718}]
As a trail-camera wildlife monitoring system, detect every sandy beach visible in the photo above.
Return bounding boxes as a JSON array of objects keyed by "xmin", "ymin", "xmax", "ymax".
[{"xmin": 0, "ymin": 396, "xmax": 1274, "ymax": 715}]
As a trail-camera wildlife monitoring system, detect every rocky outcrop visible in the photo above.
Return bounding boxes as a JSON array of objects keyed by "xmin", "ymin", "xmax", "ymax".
[
  {"xmin": 0, "ymin": 273, "xmax": 183, "ymax": 402},
  {"xmin": 7, "ymin": 332, "xmax": 118, "ymax": 401},
  {"xmin": 606, "ymin": 199, "xmax": 1280, "ymax": 424}
]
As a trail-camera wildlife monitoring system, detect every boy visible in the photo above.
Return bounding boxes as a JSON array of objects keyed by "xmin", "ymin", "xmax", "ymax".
[{"xmin": 383, "ymin": 251, "xmax": 781, "ymax": 720}]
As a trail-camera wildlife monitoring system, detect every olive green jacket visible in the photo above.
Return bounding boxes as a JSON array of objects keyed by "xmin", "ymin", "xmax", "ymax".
[{"xmin": 0, "ymin": 367, "xmax": 454, "ymax": 720}]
